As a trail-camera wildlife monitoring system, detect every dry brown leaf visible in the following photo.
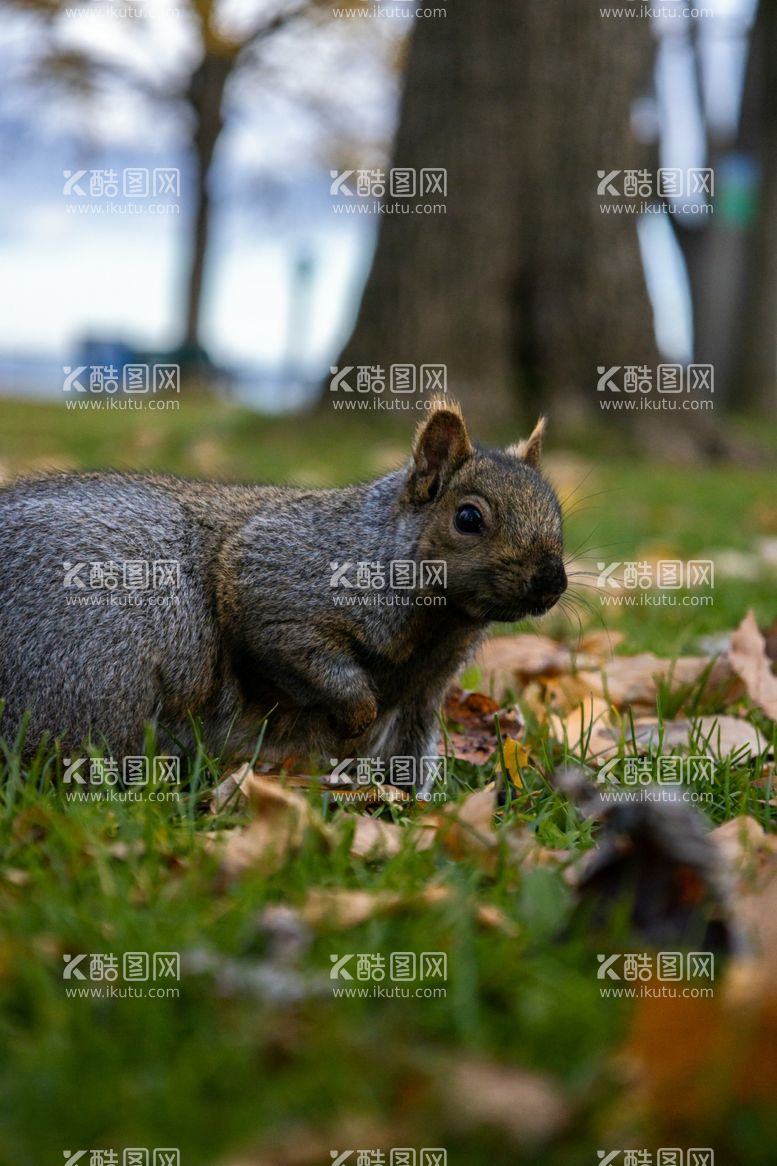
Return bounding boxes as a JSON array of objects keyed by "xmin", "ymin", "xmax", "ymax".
[
  {"xmin": 209, "ymin": 764, "xmax": 254, "ymax": 812},
  {"xmin": 506, "ymin": 836, "xmax": 572, "ymax": 869},
  {"xmin": 444, "ymin": 686, "xmax": 523, "ymax": 734},
  {"xmin": 474, "ymin": 634, "xmax": 576, "ymax": 697},
  {"xmin": 443, "ymin": 684, "xmax": 524, "ymax": 764},
  {"xmin": 543, "ymin": 672, "xmax": 606, "ymax": 716},
  {"xmin": 626, "ymin": 715, "xmax": 768, "ymax": 760},
  {"xmin": 444, "ymin": 729, "xmax": 496, "ymax": 767},
  {"xmin": 299, "ymin": 888, "xmax": 403, "ymax": 929},
  {"xmin": 213, "ymin": 776, "xmax": 331, "ymax": 880},
  {"xmin": 444, "ymin": 686, "xmax": 499, "ymax": 722},
  {"xmin": 710, "ymin": 815, "xmax": 777, "ymax": 875},
  {"xmin": 298, "ymin": 882, "xmax": 516, "ymax": 935},
  {"xmin": 347, "ymin": 815, "xmax": 404, "ymax": 859},
  {"xmin": 428, "ymin": 784, "xmax": 567, "ymax": 875},
  {"xmin": 474, "ymin": 629, "xmax": 625, "ymax": 702},
  {"xmin": 576, "ymin": 628, "xmax": 625, "ymax": 657},
  {"xmin": 471, "ymin": 902, "xmax": 520, "ymax": 937},
  {"xmin": 413, "ymin": 885, "xmax": 519, "ymax": 933},
  {"xmin": 210, "ymin": 765, "xmax": 324, "ymax": 813},
  {"xmin": 729, "ymin": 608, "xmax": 777, "ymax": 722},
  {"xmin": 576, "ymin": 653, "xmax": 737, "ymax": 709},
  {"xmin": 549, "ymin": 696, "xmax": 616, "ymax": 756},
  {"xmin": 429, "ymin": 784, "xmax": 499, "ymax": 870},
  {"xmin": 625, "ymin": 980, "xmax": 732, "ymax": 1123},
  {"xmin": 446, "ymin": 1056, "xmax": 569, "ymax": 1145},
  {"xmin": 626, "ymin": 875, "xmax": 777, "ymax": 1126},
  {"xmin": 552, "ymin": 706, "xmax": 767, "ymax": 765},
  {"xmin": 346, "ymin": 815, "xmax": 435, "ymax": 859}
]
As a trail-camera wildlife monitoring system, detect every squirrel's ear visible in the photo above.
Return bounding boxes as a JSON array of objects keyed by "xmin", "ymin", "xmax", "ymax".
[
  {"xmin": 407, "ymin": 402, "xmax": 474, "ymax": 502},
  {"xmin": 507, "ymin": 416, "xmax": 545, "ymax": 470}
]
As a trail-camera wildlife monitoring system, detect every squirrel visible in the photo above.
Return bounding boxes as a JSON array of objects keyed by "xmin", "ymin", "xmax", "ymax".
[{"xmin": 0, "ymin": 402, "xmax": 566, "ymax": 785}]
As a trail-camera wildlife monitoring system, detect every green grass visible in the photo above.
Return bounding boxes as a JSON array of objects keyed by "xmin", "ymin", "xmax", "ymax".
[{"xmin": 1, "ymin": 398, "xmax": 776, "ymax": 1165}]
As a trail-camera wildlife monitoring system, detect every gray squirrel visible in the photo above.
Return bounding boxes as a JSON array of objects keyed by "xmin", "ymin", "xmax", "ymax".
[{"xmin": 0, "ymin": 403, "xmax": 566, "ymax": 782}]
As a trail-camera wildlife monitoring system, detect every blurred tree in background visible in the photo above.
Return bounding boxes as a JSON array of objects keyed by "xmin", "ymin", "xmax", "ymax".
[
  {"xmin": 654, "ymin": 0, "xmax": 777, "ymax": 414},
  {"xmin": 179, "ymin": 0, "xmax": 312, "ymax": 360},
  {"xmin": 733, "ymin": 0, "xmax": 777, "ymax": 413},
  {"xmin": 336, "ymin": 0, "xmax": 776, "ymax": 425},
  {"xmin": 4, "ymin": 0, "xmax": 389, "ymax": 375},
  {"xmin": 336, "ymin": 0, "xmax": 659, "ymax": 424}
]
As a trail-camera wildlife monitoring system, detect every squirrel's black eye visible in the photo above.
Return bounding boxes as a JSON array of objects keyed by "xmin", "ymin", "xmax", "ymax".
[{"xmin": 455, "ymin": 504, "xmax": 484, "ymax": 534}]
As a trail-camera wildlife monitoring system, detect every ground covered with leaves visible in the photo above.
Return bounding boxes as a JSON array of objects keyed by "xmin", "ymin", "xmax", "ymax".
[{"xmin": 1, "ymin": 404, "xmax": 776, "ymax": 1165}]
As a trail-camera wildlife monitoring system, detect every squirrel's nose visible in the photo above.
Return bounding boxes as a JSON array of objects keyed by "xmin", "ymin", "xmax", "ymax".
[{"xmin": 528, "ymin": 555, "xmax": 567, "ymax": 611}]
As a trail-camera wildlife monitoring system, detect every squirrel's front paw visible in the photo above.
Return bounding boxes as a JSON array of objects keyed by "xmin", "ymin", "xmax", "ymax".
[{"xmin": 329, "ymin": 694, "xmax": 379, "ymax": 741}]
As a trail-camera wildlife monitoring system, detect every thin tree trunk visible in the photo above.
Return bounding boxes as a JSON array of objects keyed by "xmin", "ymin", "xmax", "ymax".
[{"xmin": 182, "ymin": 52, "xmax": 233, "ymax": 354}]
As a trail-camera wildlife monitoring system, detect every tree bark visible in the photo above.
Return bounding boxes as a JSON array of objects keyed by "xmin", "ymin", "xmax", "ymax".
[
  {"xmin": 182, "ymin": 52, "xmax": 234, "ymax": 354},
  {"xmin": 332, "ymin": 0, "xmax": 659, "ymax": 427}
]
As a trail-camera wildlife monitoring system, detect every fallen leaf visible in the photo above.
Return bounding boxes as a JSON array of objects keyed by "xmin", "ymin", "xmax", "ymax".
[
  {"xmin": 209, "ymin": 764, "xmax": 254, "ymax": 813},
  {"xmin": 501, "ymin": 737, "xmax": 528, "ymax": 787},
  {"xmin": 347, "ymin": 815, "xmax": 435, "ymax": 859},
  {"xmin": 551, "ymin": 706, "xmax": 768, "ymax": 765},
  {"xmin": 428, "ymin": 784, "xmax": 567, "ymax": 875},
  {"xmin": 624, "ymin": 715, "xmax": 768, "ymax": 760},
  {"xmin": 625, "ymin": 866, "xmax": 777, "ymax": 1128},
  {"xmin": 729, "ymin": 609, "xmax": 777, "ymax": 722},
  {"xmin": 347, "ymin": 816, "xmax": 403, "ymax": 859},
  {"xmin": 543, "ymin": 672, "xmax": 606, "ymax": 716},
  {"xmin": 471, "ymin": 902, "xmax": 520, "ymax": 937},
  {"xmin": 710, "ymin": 816, "xmax": 777, "ymax": 875},
  {"xmin": 549, "ymin": 696, "xmax": 617, "ymax": 756},
  {"xmin": 474, "ymin": 634, "xmax": 577, "ymax": 697},
  {"xmin": 444, "ymin": 686, "xmax": 499, "ymax": 722},
  {"xmin": 429, "ymin": 784, "xmax": 499, "ymax": 870},
  {"xmin": 210, "ymin": 765, "xmax": 324, "ymax": 813},
  {"xmin": 474, "ymin": 630, "xmax": 626, "ymax": 702},
  {"xmin": 576, "ymin": 653, "xmax": 738, "ymax": 709},
  {"xmin": 212, "ymin": 776, "xmax": 331, "ymax": 880},
  {"xmin": 297, "ymin": 882, "xmax": 517, "ymax": 935},
  {"xmin": 443, "ymin": 685, "xmax": 524, "ymax": 765},
  {"xmin": 299, "ymin": 888, "xmax": 401, "ymax": 930},
  {"xmin": 576, "ymin": 628, "xmax": 624, "ymax": 657},
  {"xmin": 446, "ymin": 1056, "xmax": 569, "ymax": 1145}
]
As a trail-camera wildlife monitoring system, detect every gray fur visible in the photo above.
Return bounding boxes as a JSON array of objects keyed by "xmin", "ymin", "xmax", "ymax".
[{"xmin": 0, "ymin": 407, "xmax": 566, "ymax": 780}]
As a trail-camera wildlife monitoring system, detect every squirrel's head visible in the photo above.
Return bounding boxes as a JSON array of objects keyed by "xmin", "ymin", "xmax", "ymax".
[{"xmin": 403, "ymin": 402, "xmax": 566, "ymax": 623}]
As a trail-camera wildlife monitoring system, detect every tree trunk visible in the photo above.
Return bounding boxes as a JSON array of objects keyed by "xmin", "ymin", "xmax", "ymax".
[
  {"xmin": 182, "ymin": 52, "xmax": 233, "ymax": 354},
  {"xmin": 662, "ymin": 15, "xmax": 747, "ymax": 413},
  {"xmin": 734, "ymin": 0, "xmax": 777, "ymax": 414},
  {"xmin": 519, "ymin": 2, "xmax": 659, "ymax": 424},
  {"xmin": 332, "ymin": 0, "xmax": 659, "ymax": 427},
  {"xmin": 661, "ymin": 1, "xmax": 777, "ymax": 415}
]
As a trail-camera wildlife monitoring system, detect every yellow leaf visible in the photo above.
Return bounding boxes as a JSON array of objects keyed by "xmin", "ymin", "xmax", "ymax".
[{"xmin": 502, "ymin": 737, "xmax": 528, "ymax": 787}]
